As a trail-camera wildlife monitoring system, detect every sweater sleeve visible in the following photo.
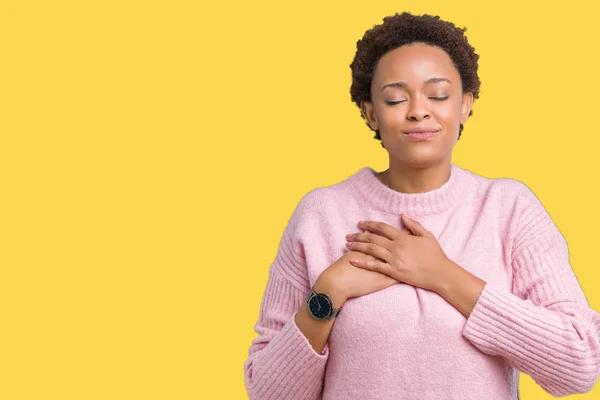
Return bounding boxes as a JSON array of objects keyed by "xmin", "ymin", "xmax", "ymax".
[
  {"xmin": 462, "ymin": 182, "xmax": 600, "ymax": 396},
  {"xmin": 243, "ymin": 193, "xmax": 330, "ymax": 400}
]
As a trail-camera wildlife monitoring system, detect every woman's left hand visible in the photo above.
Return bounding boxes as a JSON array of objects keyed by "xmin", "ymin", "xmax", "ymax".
[{"xmin": 345, "ymin": 214, "xmax": 451, "ymax": 293}]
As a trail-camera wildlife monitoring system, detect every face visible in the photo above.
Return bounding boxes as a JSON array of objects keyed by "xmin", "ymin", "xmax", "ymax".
[{"xmin": 362, "ymin": 42, "xmax": 473, "ymax": 168}]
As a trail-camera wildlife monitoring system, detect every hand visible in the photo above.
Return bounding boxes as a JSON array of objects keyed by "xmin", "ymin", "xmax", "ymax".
[
  {"xmin": 318, "ymin": 250, "xmax": 401, "ymax": 303},
  {"xmin": 345, "ymin": 214, "xmax": 450, "ymax": 293}
]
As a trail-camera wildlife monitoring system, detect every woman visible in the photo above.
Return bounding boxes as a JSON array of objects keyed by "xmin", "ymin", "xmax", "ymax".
[{"xmin": 243, "ymin": 12, "xmax": 600, "ymax": 399}]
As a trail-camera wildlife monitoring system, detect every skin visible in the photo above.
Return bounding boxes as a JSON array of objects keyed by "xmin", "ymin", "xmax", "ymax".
[{"xmin": 360, "ymin": 42, "xmax": 474, "ymax": 193}]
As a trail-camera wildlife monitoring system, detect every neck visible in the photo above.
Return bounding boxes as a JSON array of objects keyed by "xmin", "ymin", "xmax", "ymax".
[
  {"xmin": 379, "ymin": 159, "xmax": 453, "ymax": 194},
  {"xmin": 351, "ymin": 162, "xmax": 468, "ymax": 216}
]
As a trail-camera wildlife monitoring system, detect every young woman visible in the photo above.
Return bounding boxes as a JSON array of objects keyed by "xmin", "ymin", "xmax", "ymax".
[{"xmin": 244, "ymin": 12, "xmax": 600, "ymax": 399}]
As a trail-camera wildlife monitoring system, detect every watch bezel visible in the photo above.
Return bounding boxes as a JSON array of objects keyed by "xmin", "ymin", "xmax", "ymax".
[{"xmin": 307, "ymin": 291, "xmax": 334, "ymax": 320}]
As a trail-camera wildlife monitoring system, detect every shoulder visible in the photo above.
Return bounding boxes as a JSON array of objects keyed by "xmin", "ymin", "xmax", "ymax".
[
  {"xmin": 498, "ymin": 178, "xmax": 564, "ymax": 255},
  {"xmin": 490, "ymin": 177, "xmax": 546, "ymax": 215},
  {"xmin": 482, "ymin": 174, "xmax": 548, "ymax": 224},
  {"xmin": 286, "ymin": 171, "xmax": 357, "ymax": 235},
  {"xmin": 466, "ymin": 167, "xmax": 538, "ymax": 207},
  {"xmin": 462, "ymin": 169, "xmax": 549, "ymax": 228},
  {"xmin": 470, "ymin": 172, "xmax": 562, "ymax": 255},
  {"xmin": 286, "ymin": 187, "xmax": 328, "ymax": 231},
  {"xmin": 290, "ymin": 169, "xmax": 360, "ymax": 217}
]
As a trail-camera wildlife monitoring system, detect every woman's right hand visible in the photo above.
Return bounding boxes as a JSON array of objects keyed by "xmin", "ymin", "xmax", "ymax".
[{"xmin": 318, "ymin": 250, "xmax": 400, "ymax": 302}]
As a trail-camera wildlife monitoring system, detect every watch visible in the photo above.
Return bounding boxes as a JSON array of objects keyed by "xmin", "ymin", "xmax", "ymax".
[{"xmin": 306, "ymin": 287, "xmax": 342, "ymax": 320}]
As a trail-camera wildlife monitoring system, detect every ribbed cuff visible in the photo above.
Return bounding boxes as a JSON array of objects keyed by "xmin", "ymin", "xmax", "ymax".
[
  {"xmin": 461, "ymin": 284, "xmax": 597, "ymax": 395},
  {"xmin": 246, "ymin": 312, "xmax": 329, "ymax": 399}
]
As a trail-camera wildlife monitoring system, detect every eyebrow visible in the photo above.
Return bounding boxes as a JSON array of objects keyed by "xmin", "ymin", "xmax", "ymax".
[{"xmin": 381, "ymin": 77, "xmax": 452, "ymax": 92}]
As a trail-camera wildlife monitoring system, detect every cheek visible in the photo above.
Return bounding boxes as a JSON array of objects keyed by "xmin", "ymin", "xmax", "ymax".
[
  {"xmin": 378, "ymin": 108, "xmax": 404, "ymax": 126},
  {"xmin": 436, "ymin": 103, "xmax": 462, "ymax": 125}
]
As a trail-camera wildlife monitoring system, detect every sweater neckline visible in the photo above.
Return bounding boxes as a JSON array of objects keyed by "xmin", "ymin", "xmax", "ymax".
[{"xmin": 348, "ymin": 163, "xmax": 467, "ymax": 216}]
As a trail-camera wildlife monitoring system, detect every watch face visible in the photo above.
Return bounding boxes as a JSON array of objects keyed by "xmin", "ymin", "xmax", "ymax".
[{"xmin": 308, "ymin": 294, "xmax": 332, "ymax": 319}]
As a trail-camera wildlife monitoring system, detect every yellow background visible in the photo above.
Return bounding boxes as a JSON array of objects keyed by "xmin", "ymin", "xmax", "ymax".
[{"xmin": 1, "ymin": 0, "xmax": 598, "ymax": 399}]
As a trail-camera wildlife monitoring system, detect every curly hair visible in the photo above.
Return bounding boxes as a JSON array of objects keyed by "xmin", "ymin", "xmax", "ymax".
[{"xmin": 349, "ymin": 12, "xmax": 481, "ymax": 146}]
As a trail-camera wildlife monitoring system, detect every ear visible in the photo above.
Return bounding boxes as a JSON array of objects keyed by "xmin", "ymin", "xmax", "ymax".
[
  {"xmin": 460, "ymin": 92, "xmax": 474, "ymax": 125},
  {"xmin": 360, "ymin": 101, "xmax": 378, "ymax": 130}
]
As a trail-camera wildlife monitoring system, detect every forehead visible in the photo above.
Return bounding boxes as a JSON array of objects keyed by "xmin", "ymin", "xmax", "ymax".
[{"xmin": 373, "ymin": 43, "xmax": 459, "ymax": 88}]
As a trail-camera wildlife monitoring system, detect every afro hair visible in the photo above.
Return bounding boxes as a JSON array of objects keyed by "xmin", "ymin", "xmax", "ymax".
[{"xmin": 349, "ymin": 12, "xmax": 481, "ymax": 146}]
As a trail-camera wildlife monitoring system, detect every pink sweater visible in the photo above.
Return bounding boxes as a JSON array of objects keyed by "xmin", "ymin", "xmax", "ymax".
[{"xmin": 243, "ymin": 163, "xmax": 600, "ymax": 399}]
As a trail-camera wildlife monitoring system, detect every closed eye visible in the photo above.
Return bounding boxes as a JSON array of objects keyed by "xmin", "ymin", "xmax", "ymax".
[{"xmin": 386, "ymin": 96, "xmax": 449, "ymax": 105}]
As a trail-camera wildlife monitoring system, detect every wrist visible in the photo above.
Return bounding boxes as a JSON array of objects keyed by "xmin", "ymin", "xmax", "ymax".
[
  {"xmin": 435, "ymin": 258, "xmax": 461, "ymax": 296},
  {"xmin": 313, "ymin": 274, "xmax": 347, "ymax": 309}
]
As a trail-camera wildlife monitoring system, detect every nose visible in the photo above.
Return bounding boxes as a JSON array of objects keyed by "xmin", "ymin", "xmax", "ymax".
[{"xmin": 407, "ymin": 95, "xmax": 431, "ymax": 121}]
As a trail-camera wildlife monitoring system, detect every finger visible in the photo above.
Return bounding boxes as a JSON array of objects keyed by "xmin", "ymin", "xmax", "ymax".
[
  {"xmin": 349, "ymin": 257, "xmax": 393, "ymax": 276},
  {"xmin": 358, "ymin": 220, "xmax": 402, "ymax": 240},
  {"xmin": 345, "ymin": 240, "xmax": 393, "ymax": 263},
  {"xmin": 347, "ymin": 231, "xmax": 393, "ymax": 249},
  {"xmin": 401, "ymin": 214, "xmax": 432, "ymax": 238}
]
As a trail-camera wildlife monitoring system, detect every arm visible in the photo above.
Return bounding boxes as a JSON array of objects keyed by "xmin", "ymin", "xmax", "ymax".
[
  {"xmin": 459, "ymin": 183, "xmax": 600, "ymax": 396},
  {"xmin": 295, "ymin": 277, "xmax": 346, "ymax": 355},
  {"xmin": 436, "ymin": 259, "xmax": 487, "ymax": 319},
  {"xmin": 244, "ymin": 193, "xmax": 336, "ymax": 400}
]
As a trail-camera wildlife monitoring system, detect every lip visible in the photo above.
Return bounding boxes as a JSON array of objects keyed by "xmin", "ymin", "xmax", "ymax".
[
  {"xmin": 402, "ymin": 127, "xmax": 439, "ymax": 134},
  {"xmin": 403, "ymin": 130, "xmax": 440, "ymax": 140}
]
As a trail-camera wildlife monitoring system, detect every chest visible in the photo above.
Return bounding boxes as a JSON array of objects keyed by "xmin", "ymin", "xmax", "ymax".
[{"xmin": 305, "ymin": 211, "xmax": 513, "ymax": 292}]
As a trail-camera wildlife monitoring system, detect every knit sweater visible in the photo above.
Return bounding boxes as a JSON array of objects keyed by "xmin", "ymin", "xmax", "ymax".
[{"xmin": 243, "ymin": 163, "xmax": 600, "ymax": 399}]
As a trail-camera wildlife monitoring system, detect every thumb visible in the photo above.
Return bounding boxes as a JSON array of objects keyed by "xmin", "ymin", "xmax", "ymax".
[{"xmin": 401, "ymin": 214, "xmax": 430, "ymax": 237}]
